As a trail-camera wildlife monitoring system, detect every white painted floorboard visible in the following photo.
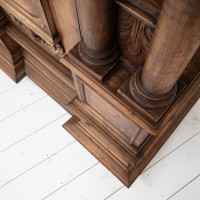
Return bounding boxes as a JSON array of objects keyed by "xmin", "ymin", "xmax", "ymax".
[{"xmin": 0, "ymin": 69, "xmax": 199, "ymax": 200}]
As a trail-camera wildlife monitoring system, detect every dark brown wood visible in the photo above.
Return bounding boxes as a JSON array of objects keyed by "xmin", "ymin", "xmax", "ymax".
[
  {"xmin": 76, "ymin": 0, "xmax": 119, "ymax": 67},
  {"xmin": 0, "ymin": 9, "xmax": 25, "ymax": 82},
  {"xmin": 48, "ymin": 0, "xmax": 80, "ymax": 53},
  {"xmin": 116, "ymin": 0, "xmax": 162, "ymax": 66},
  {"xmin": 0, "ymin": 0, "xmax": 59, "ymax": 45},
  {"xmin": 0, "ymin": 6, "xmax": 7, "ymax": 30},
  {"xmin": 0, "ymin": 0, "xmax": 199, "ymax": 188},
  {"xmin": 118, "ymin": 8, "xmax": 154, "ymax": 66},
  {"xmin": 128, "ymin": 0, "xmax": 200, "ymax": 109},
  {"xmin": 116, "ymin": 0, "xmax": 161, "ymax": 28},
  {"xmin": 141, "ymin": 0, "xmax": 200, "ymax": 96}
]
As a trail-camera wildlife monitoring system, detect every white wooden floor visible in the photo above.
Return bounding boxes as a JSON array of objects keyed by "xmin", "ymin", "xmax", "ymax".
[{"xmin": 0, "ymin": 69, "xmax": 200, "ymax": 200}]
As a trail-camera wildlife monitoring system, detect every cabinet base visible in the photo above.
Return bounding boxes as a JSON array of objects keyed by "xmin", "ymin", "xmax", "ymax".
[
  {"xmin": 1, "ymin": 24, "xmax": 199, "ymax": 188},
  {"xmin": 63, "ymin": 76, "xmax": 199, "ymax": 187}
]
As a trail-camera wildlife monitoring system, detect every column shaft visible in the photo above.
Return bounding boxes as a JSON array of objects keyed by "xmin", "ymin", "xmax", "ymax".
[
  {"xmin": 141, "ymin": 0, "xmax": 200, "ymax": 95},
  {"xmin": 76, "ymin": 0, "xmax": 119, "ymax": 66}
]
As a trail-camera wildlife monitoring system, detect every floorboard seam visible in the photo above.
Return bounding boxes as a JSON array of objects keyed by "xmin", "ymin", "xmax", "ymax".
[
  {"xmin": 143, "ymin": 130, "xmax": 200, "ymax": 173},
  {"xmin": 0, "ymin": 95, "xmax": 47, "ymax": 123},
  {"xmin": 0, "ymin": 78, "xmax": 28, "ymax": 96},
  {"xmin": 104, "ymin": 185, "xmax": 124, "ymax": 200},
  {"xmin": 103, "ymin": 130, "xmax": 200, "ymax": 199},
  {"xmin": 0, "ymin": 113, "xmax": 68, "ymax": 155},
  {"xmin": 0, "ymin": 140, "xmax": 77, "ymax": 189},
  {"xmin": 166, "ymin": 173, "xmax": 200, "ymax": 200},
  {"xmin": 41, "ymin": 162, "xmax": 99, "ymax": 200}
]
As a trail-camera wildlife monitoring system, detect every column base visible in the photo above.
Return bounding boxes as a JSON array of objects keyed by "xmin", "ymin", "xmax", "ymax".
[
  {"xmin": 118, "ymin": 68, "xmax": 186, "ymax": 123},
  {"xmin": 69, "ymin": 43, "xmax": 120, "ymax": 81},
  {"xmin": 129, "ymin": 68, "xmax": 177, "ymax": 108}
]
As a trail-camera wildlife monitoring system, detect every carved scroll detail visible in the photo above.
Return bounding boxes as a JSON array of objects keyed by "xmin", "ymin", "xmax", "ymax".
[
  {"xmin": 120, "ymin": 11, "xmax": 153, "ymax": 56},
  {"xmin": 31, "ymin": 32, "xmax": 64, "ymax": 57},
  {"xmin": 33, "ymin": 34, "xmax": 65, "ymax": 57},
  {"xmin": 119, "ymin": 10, "xmax": 154, "ymax": 65},
  {"xmin": 8, "ymin": 13, "xmax": 65, "ymax": 58},
  {"xmin": 46, "ymin": 43, "xmax": 65, "ymax": 57}
]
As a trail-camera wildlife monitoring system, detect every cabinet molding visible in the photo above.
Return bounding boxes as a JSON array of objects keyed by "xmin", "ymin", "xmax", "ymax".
[{"xmin": 0, "ymin": 0, "xmax": 199, "ymax": 187}]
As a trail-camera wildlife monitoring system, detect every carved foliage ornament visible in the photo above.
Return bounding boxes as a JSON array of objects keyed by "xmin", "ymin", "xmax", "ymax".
[
  {"xmin": 119, "ymin": 10, "xmax": 153, "ymax": 61},
  {"xmin": 8, "ymin": 13, "xmax": 65, "ymax": 58},
  {"xmin": 32, "ymin": 32, "xmax": 64, "ymax": 57}
]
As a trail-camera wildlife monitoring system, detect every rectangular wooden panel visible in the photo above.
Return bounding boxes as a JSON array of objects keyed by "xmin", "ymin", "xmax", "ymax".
[
  {"xmin": 83, "ymin": 84, "xmax": 140, "ymax": 140},
  {"xmin": 49, "ymin": 0, "xmax": 80, "ymax": 52},
  {"xmin": 0, "ymin": 0, "xmax": 58, "ymax": 45}
]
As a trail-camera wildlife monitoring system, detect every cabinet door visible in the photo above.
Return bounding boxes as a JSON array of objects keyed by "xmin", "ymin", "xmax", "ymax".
[{"xmin": 1, "ymin": 0, "xmax": 58, "ymax": 45}]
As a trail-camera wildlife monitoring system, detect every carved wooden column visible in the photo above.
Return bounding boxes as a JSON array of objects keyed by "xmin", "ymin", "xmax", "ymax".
[
  {"xmin": 130, "ymin": 0, "xmax": 200, "ymax": 108},
  {"xmin": 76, "ymin": 0, "xmax": 119, "ymax": 68}
]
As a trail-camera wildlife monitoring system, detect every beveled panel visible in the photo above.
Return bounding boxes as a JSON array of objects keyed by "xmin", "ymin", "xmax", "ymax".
[
  {"xmin": 1, "ymin": 0, "xmax": 58, "ymax": 45},
  {"xmin": 83, "ymin": 83, "xmax": 145, "ymax": 144}
]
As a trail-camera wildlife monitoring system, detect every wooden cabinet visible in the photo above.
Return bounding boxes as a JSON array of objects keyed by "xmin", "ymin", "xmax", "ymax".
[
  {"xmin": 0, "ymin": 0, "xmax": 199, "ymax": 187},
  {"xmin": 0, "ymin": 0, "xmax": 80, "ymax": 50},
  {"xmin": 1, "ymin": 0, "xmax": 59, "ymax": 45}
]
